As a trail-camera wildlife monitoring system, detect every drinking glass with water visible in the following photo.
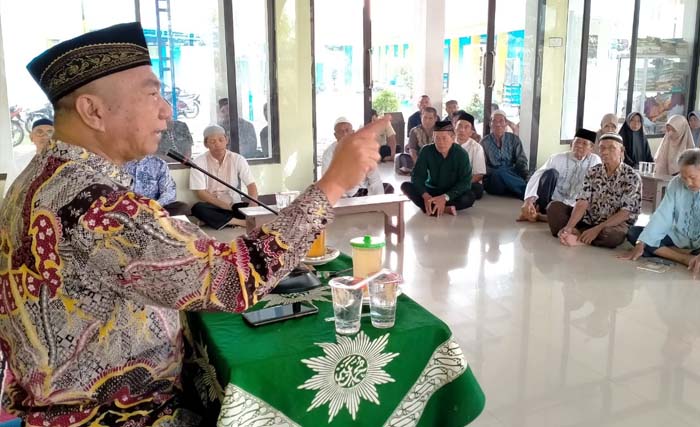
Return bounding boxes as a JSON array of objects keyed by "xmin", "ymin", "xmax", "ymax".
[
  {"xmin": 329, "ymin": 276, "xmax": 365, "ymax": 335},
  {"xmin": 368, "ymin": 270, "xmax": 402, "ymax": 329}
]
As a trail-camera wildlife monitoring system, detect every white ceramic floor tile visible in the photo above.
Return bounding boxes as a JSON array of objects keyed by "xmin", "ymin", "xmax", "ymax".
[{"xmin": 204, "ymin": 164, "xmax": 700, "ymax": 426}]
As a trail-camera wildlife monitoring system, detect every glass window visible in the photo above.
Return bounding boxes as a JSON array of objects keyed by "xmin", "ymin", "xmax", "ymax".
[
  {"xmin": 232, "ymin": 0, "xmax": 274, "ymax": 160},
  {"xmin": 581, "ymin": 0, "xmax": 634, "ymax": 134},
  {"xmin": 632, "ymin": 0, "xmax": 697, "ymax": 135},
  {"xmin": 560, "ymin": 0, "xmax": 585, "ymax": 140},
  {"xmin": 314, "ymin": 0, "xmax": 364, "ymax": 167},
  {"xmin": 0, "ymin": 0, "xmax": 134, "ymax": 178},
  {"xmin": 494, "ymin": 0, "xmax": 527, "ymax": 126},
  {"xmin": 372, "ymin": 0, "xmax": 420, "ymax": 121},
  {"xmin": 444, "ymin": 0, "xmax": 488, "ymax": 128},
  {"xmin": 139, "ymin": 0, "xmax": 225, "ymax": 159}
]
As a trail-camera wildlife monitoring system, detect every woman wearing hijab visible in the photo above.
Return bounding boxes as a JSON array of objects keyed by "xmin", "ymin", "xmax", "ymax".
[
  {"xmin": 619, "ymin": 112, "xmax": 653, "ymax": 169},
  {"xmin": 688, "ymin": 111, "xmax": 700, "ymax": 147},
  {"xmin": 593, "ymin": 113, "xmax": 618, "ymax": 154},
  {"xmin": 596, "ymin": 113, "xmax": 618, "ymax": 142},
  {"xmin": 655, "ymin": 115, "xmax": 696, "ymax": 176}
]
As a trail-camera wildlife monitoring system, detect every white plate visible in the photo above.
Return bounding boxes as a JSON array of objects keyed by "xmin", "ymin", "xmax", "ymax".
[{"xmin": 303, "ymin": 247, "xmax": 341, "ymax": 266}]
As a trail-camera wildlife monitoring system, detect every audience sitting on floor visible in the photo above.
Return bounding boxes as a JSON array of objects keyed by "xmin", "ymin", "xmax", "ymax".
[
  {"xmin": 596, "ymin": 113, "xmax": 618, "ymax": 146},
  {"xmin": 190, "ymin": 124, "xmax": 258, "ymax": 229},
  {"xmin": 519, "ymin": 128, "xmax": 600, "ymax": 223},
  {"xmin": 406, "ymin": 94, "xmax": 431, "ymax": 136},
  {"xmin": 396, "ymin": 106, "xmax": 438, "ymax": 175},
  {"xmin": 217, "ymin": 97, "xmax": 261, "ymax": 159},
  {"xmin": 124, "ymin": 155, "xmax": 191, "ymax": 217},
  {"xmin": 452, "ymin": 109, "xmax": 482, "ymax": 142},
  {"xmin": 3, "ymin": 118, "xmax": 54, "ymax": 197},
  {"xmin": 548, "ymin": 133, "xmax": 641, "ymax": 249},
  {"xmin": 655, "ymin": 114, "xmax": 696, "ymax": 176},
  {"xmin": 155, "ymin": 118, "xmax": 193, "ymax": 160},
  {"xmin": 622, "ymin": 148, "xmax": 700, "ymax": 278},
  {"xmin": 401, "ymin": 120, "xmax": 475, "ymax": 216},
  {"xmin": 323, "ymin": 116, "xmax": 394, "ymax": 197},
  {"xmin": 482, "ymin": 110, "xmax": 530, "ymax": 198},
  {"xmin": 371, "ymin": 109, "xmax": 398, "ymax": 162},
  {"xmin": 454, "ymin": 111, "xmax": 486, "ymax": 200},
  {"xmin": 619, "ymin": 112, "xmax": 653, "ymax": 169},
  {"xmin": 444, "ymin": 99, "xmax": 459, "ymax": 121},
  {"xmin": 689, "ymin": 111, "xmax": 700, "ymax": 147}
]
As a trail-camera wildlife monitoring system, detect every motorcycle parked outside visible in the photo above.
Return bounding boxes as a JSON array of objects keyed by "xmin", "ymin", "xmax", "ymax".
[
  {"xmin": 163, "ymin": 86, "xmax": 200, "ymax": 119},
  {"xmin": 24, "ymin": 103, "xmax": 54, "ymax": 132},
  {"xmin": 10, "ymin": 105, "xmax": 25, "ymax": 147}
]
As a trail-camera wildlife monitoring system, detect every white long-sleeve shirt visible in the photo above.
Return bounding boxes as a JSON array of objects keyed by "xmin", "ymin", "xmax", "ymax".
[
  {"xmin": 525, "ymin": 151, "xmax": 601, "ymax": 206},
  {"xmin": 322, "ymin": 141, "xmax": 384, "ymax": 197},
  {"xmin": 459, "ymin": 138, "xmax": 487, "ymax": 177}
]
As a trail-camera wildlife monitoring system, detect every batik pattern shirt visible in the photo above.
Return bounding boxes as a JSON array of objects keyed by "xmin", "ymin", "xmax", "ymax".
[
  {"xmin": 578, "ymin": 162, "xmax": 641, "ymax": 226},
  {"xmin": 0, "ymin": 141, "xmax": 333, "ymax": 427},
  {"xmin": 406, "ymin": 126, "xmax": 433, "ymax": 154},
  {"xmin": 123, "ymin": 155, "xmax": 177, "ymax": 206}
]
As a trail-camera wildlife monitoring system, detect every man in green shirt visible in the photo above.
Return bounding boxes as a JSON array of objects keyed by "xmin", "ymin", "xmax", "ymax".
[{"xmin": 400, "ymin": 120, "xmax": 475, "ymax": 216}]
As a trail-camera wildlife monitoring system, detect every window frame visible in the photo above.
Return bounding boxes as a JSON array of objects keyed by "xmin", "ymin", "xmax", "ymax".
[{"xmin": 561, "ymin": 0, "xmax": 700, "ymax": 144}]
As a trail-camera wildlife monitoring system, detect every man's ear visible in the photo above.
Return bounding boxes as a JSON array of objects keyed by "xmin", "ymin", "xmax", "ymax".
[{"xmin": 74, "ymin": 94, "xmax": 107, "ymax": 132}]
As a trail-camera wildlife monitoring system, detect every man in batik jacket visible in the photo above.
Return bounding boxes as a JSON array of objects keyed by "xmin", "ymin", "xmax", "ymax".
[{"xmin": 0, "ymin": 22, "xmax": 385, "ymax": 427}]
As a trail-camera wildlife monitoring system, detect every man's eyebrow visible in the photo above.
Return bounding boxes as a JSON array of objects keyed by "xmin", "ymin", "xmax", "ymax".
[{"xmin": 142, "ymin": 78, "xmax": 161, "ymax": 89}]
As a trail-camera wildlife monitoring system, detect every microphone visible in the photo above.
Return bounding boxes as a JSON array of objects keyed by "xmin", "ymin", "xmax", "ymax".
[
  {"xmin": 168, "ymin": 149, "xmax": 321, "ymax": 295},
  {"xmin": 167, "ymin": 149, "xmax": 278, "ymax": 215}
]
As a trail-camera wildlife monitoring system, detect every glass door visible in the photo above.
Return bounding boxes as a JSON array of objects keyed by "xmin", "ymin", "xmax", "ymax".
[
  {"xmin": 313, "ymin": 0, "xmax": 366, "ymax": 171},
  {"xmin": 444, "ymin": 0, "xmax": 490, "ymax": 134}
]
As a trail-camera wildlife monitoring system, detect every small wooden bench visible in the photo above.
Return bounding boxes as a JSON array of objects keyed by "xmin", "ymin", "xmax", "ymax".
[
  {"xmin": 240, "ymin": 194, "xmax": 409, "ymax": 244},
  {"xmin": 640, "ymin": 172, "xmax": 673, "ymax": 213}
]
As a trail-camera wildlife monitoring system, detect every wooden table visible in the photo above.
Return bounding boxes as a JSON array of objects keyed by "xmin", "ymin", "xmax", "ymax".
[
  {"xmin": 640, "ymin": 172, "xmax": 673, "ymax": 212},
  {"xmin": 241, "ymin": 194, "xmax": 409, "ymax": 244}
]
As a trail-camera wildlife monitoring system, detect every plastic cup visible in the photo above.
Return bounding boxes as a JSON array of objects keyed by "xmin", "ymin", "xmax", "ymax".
[
  {"xmin": 368, "ymin": 269, "xmax": 402, "ymax": 329},
  {"xmin": 276, "ymin": 190, "xmax": 300, "ymax": 209},
  {"xmin": 329, "ymin": 276, "xmax": 365, "ymax": 335},
  {"xmin": 350, "ymin": 235, "xmax": 385, "ymax": 278}
]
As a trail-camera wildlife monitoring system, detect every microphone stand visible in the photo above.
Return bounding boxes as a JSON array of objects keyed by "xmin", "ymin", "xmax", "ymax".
[{"xmin": 167, "ymin": 150, "xmax": 321, "ymax": 294}]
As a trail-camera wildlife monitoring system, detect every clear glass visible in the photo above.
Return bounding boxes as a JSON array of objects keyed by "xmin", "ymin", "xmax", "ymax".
[
  {"xmin": 494, "ymin": 0, "xmax": 528, "ymax": 126},
  {"xmin": 632, "ymin": 0, "xmax": 697, "ymax": 135},
  {"xmin": 368, "ymin": 272, "xmax": 400, "ymax": 328},
  {"xmin": 444, "ymin": 0, "xmax": 488, "ymax": 129},
  {"xmin": 560, "ymin": 0, "xmax": 585, "ymax": 140},
  {"xmin": 372, "ymin": 0, "xmax": 421, "ymax": 121},
  {"xmin": 329, "ymin": 277, "xmax": 365, "ymax": 335},
  {"xmin": 0, "ymin": 0, "xmax": 134, "ymax": 177},
  {"xmin": 139, "ymin": 0, "xmax": 226, "ymax": 158},
  {"xmin": 314, "ymin": 0, "xmax": 364, "ymax": 168},
  {"xmin": 581, "ymin": 0, "xmax": 635, "ymax": 133},
  {"xmin": 232, "ymin": 0, "xmax": 273, "ymax": 159}
]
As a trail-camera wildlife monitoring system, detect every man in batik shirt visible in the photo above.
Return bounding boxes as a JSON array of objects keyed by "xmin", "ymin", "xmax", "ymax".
[
  {"xmin": 548, "ymin": 134, "xmax": 642, "ymax": 248},
  {"xmin": 0, "ymin": 22, "xmax": 385, "ymax": 427},
  {"xmin": 519, "ymin": 128, "xmax": 600, "ymax": 222}
]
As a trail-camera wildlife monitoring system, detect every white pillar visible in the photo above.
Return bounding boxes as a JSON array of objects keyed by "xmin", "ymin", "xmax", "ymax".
[
  {"xmin": 0, "ymin": 16, "xmax": 13, "ymax": 176},
  {"xmin": 413, "ymin": 0, "xmax": 445, "ymax": 113}
]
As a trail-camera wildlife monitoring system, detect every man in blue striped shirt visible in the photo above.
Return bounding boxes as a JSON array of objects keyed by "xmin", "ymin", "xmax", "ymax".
[{"xmin": 482, "ymin": 110, "xmax": 530, "ymax": 198}]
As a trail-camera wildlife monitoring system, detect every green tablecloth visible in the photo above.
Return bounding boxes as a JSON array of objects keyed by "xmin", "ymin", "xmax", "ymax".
[{"xmin": 188, "ymin": 254, "xmax": 485, "ymax": 426}]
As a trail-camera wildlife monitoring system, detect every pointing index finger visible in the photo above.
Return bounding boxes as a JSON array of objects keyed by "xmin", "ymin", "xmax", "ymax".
[{"xmin": 353, "ymin": 115, "xmax": 391, "ymax": 138}]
